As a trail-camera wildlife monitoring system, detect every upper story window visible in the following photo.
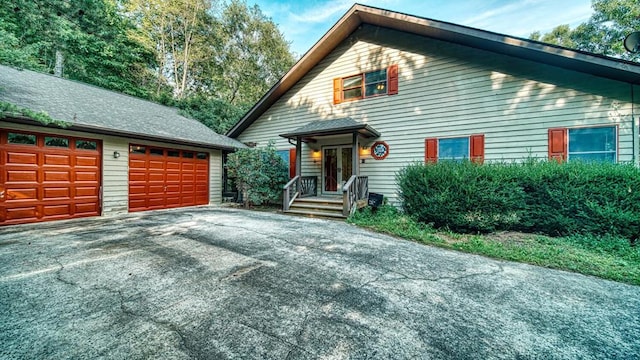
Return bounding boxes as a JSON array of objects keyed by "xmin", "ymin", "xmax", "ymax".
[
  {"xmin": 333, "ymin": 64, "xmax": 398, "ymax": 104},
  {"xmin": 548, "ymin": 126, "xmax": 617, "ymax": 163}
]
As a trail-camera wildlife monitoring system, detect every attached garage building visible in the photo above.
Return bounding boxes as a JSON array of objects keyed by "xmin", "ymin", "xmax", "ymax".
[{"xmin": 0, "ymin": 65, "xmax": 245, "ymax": 226}]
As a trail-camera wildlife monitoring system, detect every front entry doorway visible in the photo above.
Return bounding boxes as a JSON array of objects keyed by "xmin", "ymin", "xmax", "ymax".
[{"xmin": 323, "ymin": 145, "xmax": 353, "ymax": 194}]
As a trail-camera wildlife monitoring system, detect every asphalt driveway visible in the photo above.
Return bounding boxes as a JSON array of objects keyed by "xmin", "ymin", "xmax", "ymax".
[{"xmin": 0, "ymin": 207, "xmax": 639, "ymax": 359}]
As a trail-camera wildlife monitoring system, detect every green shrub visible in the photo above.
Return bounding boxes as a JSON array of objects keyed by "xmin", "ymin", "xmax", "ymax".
[
  {"xmin": 397, "ymin": 160, "xmax": 640, "ymax": 241},
  {"xmin": 225, "ymin": 142, "xmax": 288, "ymax": 207}
]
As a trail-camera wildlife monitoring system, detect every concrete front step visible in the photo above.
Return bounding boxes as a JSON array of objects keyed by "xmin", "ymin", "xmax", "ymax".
[
  {"xmin": 294, "ymin": 197, "xmax": 343, "ymax": 205},
  {"xmin": 285, "ymin": 209, "xmax": 346, "ymax": 219},
  {"xmin": 289, "ymin": 203, "xmax": 343, "ymax": 212}
]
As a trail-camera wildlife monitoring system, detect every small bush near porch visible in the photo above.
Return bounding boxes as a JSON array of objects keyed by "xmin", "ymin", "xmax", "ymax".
[
  {"xmin": 397, "ymin": 160, "xmax": 640, "ymax": 241},
  {"xmin": 226, "ymin": 142, "xmax": 288, "ymax": 207}
]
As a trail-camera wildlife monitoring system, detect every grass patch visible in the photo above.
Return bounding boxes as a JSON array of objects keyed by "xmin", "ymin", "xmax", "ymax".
[{"xmin": 348, "ymin": 206, "xmax": 640, "ymax": 286}]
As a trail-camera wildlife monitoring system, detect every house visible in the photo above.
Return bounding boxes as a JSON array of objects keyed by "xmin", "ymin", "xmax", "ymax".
[
  {"xmin": 0, "ymin": 65, "xmax": 245, "ymax": 226},
  {"xmin": 227, "ymin": 3, "xmax": 640, "ymax": 217}
]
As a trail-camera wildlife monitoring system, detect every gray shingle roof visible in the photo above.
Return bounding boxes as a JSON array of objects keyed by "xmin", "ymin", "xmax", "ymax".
[
  {"xmin": 0, "ymin": 65, "xmax": 245, "ymax": 150},
  {"xmin": 279, "ymin": 118, "xmax": 380, "ymax": 139}
]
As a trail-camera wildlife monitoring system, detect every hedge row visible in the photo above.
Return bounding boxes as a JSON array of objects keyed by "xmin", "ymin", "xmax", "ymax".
[{"xmin": 397, "ymin": 160, "xmax": 640, "ymax": 241}]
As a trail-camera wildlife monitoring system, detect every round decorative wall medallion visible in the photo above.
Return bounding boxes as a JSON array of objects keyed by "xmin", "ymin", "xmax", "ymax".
[{"xmin": 371, "ymin": 141, "xmax": 389, "ymax": 160}]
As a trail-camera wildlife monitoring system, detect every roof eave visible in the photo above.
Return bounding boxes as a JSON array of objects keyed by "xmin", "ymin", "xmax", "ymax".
[
  {"xmin": 227, "ymin": 3, "xmax": 640, "ymax": 139},
  {"xmin": 279, "ymin": 124, "xmax": 380, "ymax": 139},
  {"xmin": 2, "ymin": 115, "xmax": 245, "ymax": 151}
]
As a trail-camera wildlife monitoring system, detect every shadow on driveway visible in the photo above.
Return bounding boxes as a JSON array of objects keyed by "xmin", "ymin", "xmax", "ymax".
[{"xmin": 1, "ymin": 207, "xmax": 639, "ymax": 359}]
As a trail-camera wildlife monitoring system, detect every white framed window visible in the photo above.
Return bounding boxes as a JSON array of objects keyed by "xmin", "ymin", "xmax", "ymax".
[
  {"xmin": 568, "ymin": 126, "xmax": 617, "ymax": 163},
  {"xmin": 438, "ymin": 137, "xmax": 470, "ymax": 161}
]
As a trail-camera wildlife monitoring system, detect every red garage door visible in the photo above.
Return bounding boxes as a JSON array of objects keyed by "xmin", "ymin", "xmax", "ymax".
[
  {"xmin": 0, "ymin": 130, "xmax": 102, "ymax": 226},
  {"xmin": 128, "ymin": 145, "xmax": 209, "ymax": 212}
]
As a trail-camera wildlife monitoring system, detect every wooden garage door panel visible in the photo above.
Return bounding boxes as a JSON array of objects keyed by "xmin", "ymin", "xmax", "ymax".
[
  {"xmin": 43, "ymin": 204, "xmax": 71, "ymax": 217},
  {"xmin": 129, "ymin": 159, "xmax": 146, "ymax": 169},
  {"xmin": 7, "ymin": 170, "xmax": 38, "ymax": 182},
  {"xmin": 6, "ymin": 151, "xmax": 37, "ymax": 164},
  {"xmin": 129, "ymin": 172, "xmax": 146, "ymax": 182},
  {"xmin": 6, "ymin": 188, "xmax": 38, "ymax": 201},
  {"xmin": 0, "ymin": 130, "xmax": 101, "ymax": 226},
  {"xmin": 128, "ymin": 145, "xmax": 208, "ymax": 212},
  {"xmin": 148, "ymin": 160, "xmax": 164, "ymax": 169},
  {"xmin": 44, "ymin": 187, "xmax": 71, "ymax": 199},
  {"xmin": 129, "ymin": 185, "xmax": 147, "ymax": 195},
  {"xmin": 182, "ymin": 163, "xmax": 195, "ymax": 171},
  {"xmin": 75, "ymin": 202, "xmax": 99, "ymax": 215},
  {"xmin": 166, "ymin": 161, "xmax": 180, "ymax": 170},
  {"xmin": 5, "ymin": 206, "xmax": 38, "ymax": 221},
  {"xmin": 149, "ymin": 172, "xmax": 165, "ymax": 182},
  {"xmin": 166, "ymin": 173, "xmax": 181, "ymax": 182},
  {"xmin": 44, "ymin": 154, "xmax": 70, "ymax": 165},
  {"xmin": 75, "ymin": 171, "xmax": 98, "ymax": 182},
  {"xmin": 44, "ymin": 170, "xmax": 70, "ymax": 182},
  {"xmin": 76, "ymin": 187, "xmax": 98, "ymax": 197},
  {"xmin": 75, "ymin": 156, "xmax": 99, "ymax": 167}
]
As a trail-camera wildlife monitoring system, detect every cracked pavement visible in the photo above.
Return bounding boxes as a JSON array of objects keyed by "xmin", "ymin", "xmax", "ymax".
[{"xmin": 0, "ymin": 207, "xmax": 639, "ymax": 359}]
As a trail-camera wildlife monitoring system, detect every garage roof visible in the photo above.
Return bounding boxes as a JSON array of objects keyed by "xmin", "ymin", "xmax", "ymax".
[
  {"xmin": 0, "ymin": 65, "xmax": 245, "ymax": 150},
  {"xmin": 227, "ymin": 3, "xmax": 640, "ymax": 138}
]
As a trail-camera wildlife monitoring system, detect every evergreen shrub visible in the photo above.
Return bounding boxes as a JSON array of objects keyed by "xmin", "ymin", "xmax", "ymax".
[
  {"xmin": 397, "ymin": 160, "xmax": 640, "ymax": 240},
  {"xmin": 226, "ymin": 142, "xmax": 288, "ymax": 207}
]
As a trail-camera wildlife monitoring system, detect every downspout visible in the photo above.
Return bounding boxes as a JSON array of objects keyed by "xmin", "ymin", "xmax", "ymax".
[{"xmin": 634, "ymin": 84, "xmax": 638, "ymax": 166}]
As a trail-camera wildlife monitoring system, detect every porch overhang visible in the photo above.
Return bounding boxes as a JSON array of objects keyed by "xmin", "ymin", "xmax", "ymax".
[{"xmin": 279, "ymin": 118, "xmax": 380, "ymax": 141}]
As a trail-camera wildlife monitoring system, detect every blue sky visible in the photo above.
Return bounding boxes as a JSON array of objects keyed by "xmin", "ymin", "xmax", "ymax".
[{"xmin": 249, "ymin": 0, "xmax": 593, "ymax": 57}]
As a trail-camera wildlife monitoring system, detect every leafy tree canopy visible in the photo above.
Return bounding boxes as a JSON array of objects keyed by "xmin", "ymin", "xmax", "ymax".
[
  {"xmin": 530, "ymin": 0, "xmax": 640, "ymax": 62},
  {"xmin": 1, "ymin": 0, "xmax": 295, "ymax": 134}
]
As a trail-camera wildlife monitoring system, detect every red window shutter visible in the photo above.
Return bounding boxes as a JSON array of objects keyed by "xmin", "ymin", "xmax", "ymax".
[
  {"xmin": 470, "ymin": 134, "xmax": 485, "ymax": 164},
  {"xmin": 289, "ymin": 148, "xmax": 296, "ymax": 179},
  {"xmin": 548, "ymin": 128, "xmax": 567, "ymax": 162},
  {"xmin": 387, "ymin": 64, "xmax": 398, "ymax": 95},
  {"xmin": 425, "ymin": 138, "xmax": 438, "ymax": 163},
  {"xmin": 333, "ymin": 78, "xmax": 342, "ymax": 104}
]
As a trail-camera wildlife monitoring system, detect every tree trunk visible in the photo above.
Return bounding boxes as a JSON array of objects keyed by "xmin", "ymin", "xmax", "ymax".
[{"xmin": 54, "ymin": 50, "xmax": 64, "ymax": 77}]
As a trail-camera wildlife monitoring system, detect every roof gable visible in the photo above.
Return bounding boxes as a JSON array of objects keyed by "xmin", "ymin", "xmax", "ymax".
[
  {"xmin": 227, "ymin": 3, "xmax": 640, "ymax": 138},
  {"xmin": 0, "ymin": 65, "xmax": 245, "ymax": 150}
]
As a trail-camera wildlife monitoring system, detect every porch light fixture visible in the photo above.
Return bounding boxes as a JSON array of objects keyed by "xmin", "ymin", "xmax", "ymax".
[
  {"xmin": 113, "ymin": 151, "xmax": 121, "ymax": 159},
  {"xmin": 309, "ymin": 149, "xmax": 320, "ymax": 164}
]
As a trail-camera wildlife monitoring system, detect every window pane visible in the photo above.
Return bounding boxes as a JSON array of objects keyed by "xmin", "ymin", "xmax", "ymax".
[
  {"xmin": 569, "ymin": 127, "xmax": 616, "ymax": 153},
  {"xmin": 150, "ymin": 148, "xmax": 164, "ymax": 156},
  {"xmin": 183, "ymin": 151, "xmax": 194, "ymax": 158},
  {"xmin": 167, "ymin": 150, "xmax": 180, "ymax": 157},
  {"xmin": 568, "ymin": 127, "xmax": 616, "ymax": 163},
  {"xmin": 276, "ymin": 150, "xmax": 289, "ymax": 165},
  {"xmin": 343, "ymin": 87, "xmax": 362, "ymax": 100},
  {"xmin": 76, "ymin": 140, "xmax": 97, "ymax": 150},
  {"xmin": 196, "ymin": 152, "xmax": 208, "ymax": 159},
  {"xmin": 570, "ymin": 152, "xmax": 616, "ymax": 163},
  {"xmin": 8, "ymin": 133, "xmax": 36, "ymax": 145},
  {"xmin": 439, "ymin": 137, "xmax": 469, "ymax": 161},
  {"xmin": 365, "ymin": 69, "xmax": 386, "ymax": 83},
  {"xmin": 365, "ymin": 83, "xmax": 387, "ymax": 97},
  {"xmin": 45, "ymin": 136, "xmax": 69, "ymax": 147},
  {"xmin": 130, "ymin": 145, "xmax": 146, "ymax": 154},
  {"xmin": 342, "ymin": 75, "xmax": 362, "ymax": 88}
]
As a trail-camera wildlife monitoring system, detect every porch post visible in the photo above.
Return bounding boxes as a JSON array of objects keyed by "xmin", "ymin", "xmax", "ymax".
[
  {"xmin": 296, "ymin": 137, "xmax": 302, "ymax": 177},
  {"xmin": 352, "ymin": 132, "xmax": 359, "ymax": 176}
]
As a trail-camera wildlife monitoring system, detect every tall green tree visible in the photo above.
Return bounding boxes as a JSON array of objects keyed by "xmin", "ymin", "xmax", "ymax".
[
  {"xmin": 0, "ymin": 0, "xmax": 158, "ymax": 98},
  {"xmin": 126, "ymin": 0, "xmax": 213, "ymax": 99},
  {"xmin": 530, "ymin": 0, "xmax": 640, "ymax": 62},
  {"xmin": 209, "ymin": 0, "xmax": 295, "ymax": 108}
]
